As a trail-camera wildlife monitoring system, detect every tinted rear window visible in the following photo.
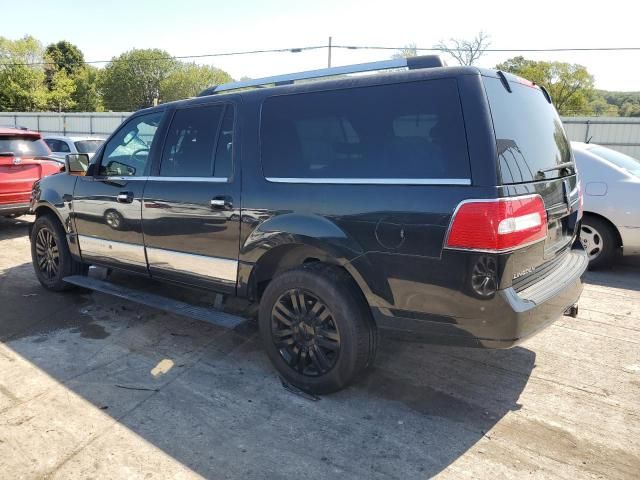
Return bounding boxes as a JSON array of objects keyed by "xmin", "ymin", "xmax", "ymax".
[
  {"xmin": 75, "ymin": 140, "xmax": 103, "ymax": 153},
  {"xmin": 484, "ymin": 77, "xmax": 572, "ymax": 184},
  {"xmin": 261, "ymin": 79, "xmax": 470, "ymax": 180},
  {"xmin": 0, "ymin": 136, "xmax": 50, "ymax": 157}
]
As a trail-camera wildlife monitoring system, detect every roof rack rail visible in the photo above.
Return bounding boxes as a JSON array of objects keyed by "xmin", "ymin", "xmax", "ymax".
[{"xmin": 198, "ymin": 55, "xmax": 447, "ymax": 96}]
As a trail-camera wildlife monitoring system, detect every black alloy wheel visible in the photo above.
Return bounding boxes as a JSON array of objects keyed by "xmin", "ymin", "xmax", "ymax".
[
  {"xmin": 271, "ymin": 289, "xmax": 340, "ymax": 376},
  {"xmin": 31, "ymin": 214, "xmax": 88, "ymax": 291},
  {"xmin": 34, "ymin": 227, "xmax": 60, "ymax": 280},
  {"xmin": 258, "ymin": 263, "xmax": 377, "ymax": 394}
]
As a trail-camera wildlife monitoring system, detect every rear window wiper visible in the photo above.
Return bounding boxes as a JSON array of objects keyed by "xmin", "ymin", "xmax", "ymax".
[{"xmin": 536, "ymin": 162, "xmax": 575, "ymax": 177}]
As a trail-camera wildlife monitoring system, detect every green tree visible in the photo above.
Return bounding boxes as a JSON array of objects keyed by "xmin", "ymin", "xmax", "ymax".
[
  {"xmin": 496, "ymin": 56, "xmax": 595, "ymax": 115},
  {"xmin": 0, "ymin": 36, "xmax": 48, "ymax": 111},
  {"xmin": 44, "ymin": 40, "xmax": 84, "ymax": 89},
  {"xmin": 47, "ymin": 69, "xmax": 76, "ymax": 112},
  {"xmin": 160, "ymin": 63, "xmax": 232, "ymax": 102},
  {"xmin": 101, "ymin": 49, "xmax": 179, "ymax": 111},
  {"xmin": 72, "ymin": 65, "xmax": 103, "ymax": 111}
]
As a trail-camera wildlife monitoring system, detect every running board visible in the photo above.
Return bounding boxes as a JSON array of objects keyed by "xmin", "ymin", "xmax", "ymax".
[{"xmin": 63, "ymin": 275, "xmax": 247, "ymax": 329}]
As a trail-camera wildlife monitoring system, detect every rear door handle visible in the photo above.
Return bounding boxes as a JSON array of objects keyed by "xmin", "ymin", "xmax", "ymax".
[
  {"xmin": 211, "ymin": 196, "xmax": 232, "ymax": 209},
  {"xmin": 117, "ymin": 192, "xmax": 134, "ymax": 204}
]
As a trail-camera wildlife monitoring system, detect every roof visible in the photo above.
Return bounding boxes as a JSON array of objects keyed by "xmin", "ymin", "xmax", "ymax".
[
  {"xmin": 137, "ymin": 64, "xmax": 483, "ymax": 116},
  {"xmin": 0, "ymin": 127, "xmax": 41, "ymax": 137},
  {"xmin": 43, "ymin": 135, "xmax": 106, "ymax": 142}
]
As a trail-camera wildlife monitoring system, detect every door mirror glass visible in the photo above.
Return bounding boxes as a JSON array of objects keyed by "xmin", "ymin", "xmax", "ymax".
[{"xmin": 65, "ymin": 153, "xmax": 90, "ymax": 176}]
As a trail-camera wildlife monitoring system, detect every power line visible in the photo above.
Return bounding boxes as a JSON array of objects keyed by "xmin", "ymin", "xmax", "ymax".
[
  {"xmin": 335, "ymin": 45, "xmax": 640, "ymax": 53},
  {"xmin": 0, "ymin": 46, "xmax": 327, "ymax": 67},
  {"xmin": 2, "ymin": 44, "xmax": 640, "ymax": 67}
]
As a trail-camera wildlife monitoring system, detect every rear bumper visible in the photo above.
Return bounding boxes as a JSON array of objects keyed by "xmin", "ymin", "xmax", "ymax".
[
  {"xmin": 374, "ymin": 247, "xmax": 589, "ymax": 348},
  {"xmin": 0, "ymin": 202, "xmax": 30, "ymax": 216}
]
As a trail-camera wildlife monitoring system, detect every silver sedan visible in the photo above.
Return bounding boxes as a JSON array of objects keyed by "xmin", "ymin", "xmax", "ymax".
[{"xmin": 572, "ymin": 142, "xmax": 640, "ymax": 267}]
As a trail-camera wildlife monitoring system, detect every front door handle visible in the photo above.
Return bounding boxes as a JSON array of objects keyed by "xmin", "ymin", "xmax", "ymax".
[
  {"xmin": 211, "ymin": 196, "xmax": 232, "ymax": 209},
  {"xmin": 117, "ymin": 192, "xmax": 134, "ymax": 204}
]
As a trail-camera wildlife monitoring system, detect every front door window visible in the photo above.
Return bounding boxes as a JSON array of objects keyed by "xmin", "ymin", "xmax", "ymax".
[{"xmin": 99, "ymin": 112, "xmax": 163, "ymax": 177}]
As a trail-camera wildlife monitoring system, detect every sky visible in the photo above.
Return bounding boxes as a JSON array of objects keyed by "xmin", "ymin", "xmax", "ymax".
[{"xmin": 3, "ymin": 0, "xmax": 640, "ymax": 91}]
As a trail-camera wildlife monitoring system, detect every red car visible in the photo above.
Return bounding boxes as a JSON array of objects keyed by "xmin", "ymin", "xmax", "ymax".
[{"xmin": 0, "ymin": 127, "xmax": 62, "ymax": 217}]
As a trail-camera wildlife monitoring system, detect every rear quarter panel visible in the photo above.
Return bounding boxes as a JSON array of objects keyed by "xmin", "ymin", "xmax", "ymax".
[{"xmin": 237, "ymin": 73, "xmax": 503, "ymax": 314}]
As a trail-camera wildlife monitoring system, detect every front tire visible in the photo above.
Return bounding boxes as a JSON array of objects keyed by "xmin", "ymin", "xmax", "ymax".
[
  {"xmin": 31, "ymin": 214, "xmax": 87, "ymax": 291},
  {"xmin": 259, "ymin": 263, "xmax": 376, "ymax": 394}
]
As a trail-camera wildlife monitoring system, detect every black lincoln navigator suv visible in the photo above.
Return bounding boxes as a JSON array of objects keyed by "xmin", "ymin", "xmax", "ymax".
[{"xmin": 29, "ymin": 56, "xmax": 588, "ymax": 393}]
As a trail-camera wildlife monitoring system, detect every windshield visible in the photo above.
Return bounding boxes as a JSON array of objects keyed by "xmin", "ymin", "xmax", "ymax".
[
  {"xmin": 484, "ymin": 76, "xmax": 573, "ymax": 184},
  {"xmin": 0, "ymin": 136, "xmax": 51, "ymax": 157},
  {"xmin": 74, "ymin": 139, "xmax": 103, "ymax": 154},
  {"xmin": 589, "ymin": 146, "xmax": 640, "ymax": 177}
]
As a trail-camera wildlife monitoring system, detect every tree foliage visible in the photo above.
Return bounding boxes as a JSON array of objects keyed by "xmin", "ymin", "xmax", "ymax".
[
  {"xmin": 72, "ymin": 65, "xmax": 103, "ymax": 111},
  {"xmin": 0, "ymin": 36, "xmax": 49, "ymax": 111},
  {"xmin": 496, "ymin": 56, "xmax": 595, "ymax": 115},
  {"xmin": 101, "ymin": 49, "xmax": 179, "ymax": 111},
  {"xmin": 598, "ymin": 90, "xmax": 640, "ymax": 117},
  {"xmin": 47, "ymin": 70, "xmax": 76, "ymax": 112},
  {"xmin": 435, "ymin": 31, "xmax": 490, "ymax": 66},
  {"xmin": 160, "ymin": 63, "xmax": 232, "ymax": 102}
]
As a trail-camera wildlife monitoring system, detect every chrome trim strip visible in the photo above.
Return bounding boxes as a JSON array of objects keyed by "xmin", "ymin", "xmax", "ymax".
[
  {"xmin": 265, "ymin": 177, "xmax": 472, "ymax": 186},
  {"xmin": 104, "ymin": 176, "xmax": 228, "ymax": 182},
  {"xmin": 146, "ymin": 247, "xmax": 238, "ymax": 283},
  {"xmin": 78, "ymin": 235, "xmax": 147, "ymax": 266}
]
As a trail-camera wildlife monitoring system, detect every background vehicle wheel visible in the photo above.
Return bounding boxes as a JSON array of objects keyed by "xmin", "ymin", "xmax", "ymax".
[
  {"xmin": 104, "ymin": 209, "xmax": 124, "ymax": 230},
  {"xmin": 31, "ymin": 214, "xmax": 87, "ymax": 291},
  {"xmin": 259, "ymin": 263, "xmax": 376, "ymax": 394},
  {"xmin": 580, "ymin": 215, "xmax": 617, "ymax": 269}
]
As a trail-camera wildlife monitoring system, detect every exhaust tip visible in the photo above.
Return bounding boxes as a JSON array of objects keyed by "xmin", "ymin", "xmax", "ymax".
[{"xmin": 564, "ymin": 304, "xmax": 579, "ymax": 318}]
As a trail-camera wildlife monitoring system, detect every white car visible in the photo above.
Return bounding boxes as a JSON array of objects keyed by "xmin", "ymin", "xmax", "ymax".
[
  {"xmin": 43, "ymin": 136, "xmax": 105, "ymax": 161},
  {"xmin": 572, "ymin": 142, "xmax": 640, "ymax": 267}
]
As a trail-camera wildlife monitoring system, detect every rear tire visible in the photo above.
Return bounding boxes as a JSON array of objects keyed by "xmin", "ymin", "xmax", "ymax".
[
  {"xmin": 31, "ymin": 214, "xmax": 87, "ymax": 291},
  {"xmin": 258, "ymin": 263, "xmax": 376, "ymax": 394},
  {"xmin": 580, "ymin": 215, "xmax": 617, "ymax": 269}
]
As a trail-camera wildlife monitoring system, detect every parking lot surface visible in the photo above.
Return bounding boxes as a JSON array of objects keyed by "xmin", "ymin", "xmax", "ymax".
[{"xmin": 1, "ymin": 215, "xmax": 639, "ymax": 479}]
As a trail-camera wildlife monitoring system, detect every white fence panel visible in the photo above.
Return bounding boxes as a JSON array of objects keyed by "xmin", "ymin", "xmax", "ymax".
[
  {"xmin": 0, "ymin": 112, "xmax": 131, "ymax": 137},
  {"xmin": 561, "ymin": 117, "xmax": 640, "ymax": 158}
]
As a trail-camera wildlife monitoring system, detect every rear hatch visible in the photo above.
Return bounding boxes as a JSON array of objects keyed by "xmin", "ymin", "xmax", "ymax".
[
  {"xmin": 482, "ymin": 73, "xmax": 581, "ymax": 290},
  {"xmin": 0, "ymin": 135, "xmax": 56, "ymax": 205}
]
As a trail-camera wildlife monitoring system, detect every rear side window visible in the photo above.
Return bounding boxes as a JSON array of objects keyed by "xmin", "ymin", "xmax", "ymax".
[
  {"xmin": 160, "ymin": 105, "xmax": 224, "ymax": 177},
  {"xmin": 0, "ymin": 136, "xmax": 50, "ymax": 157},
  {"xmin": 160, "ymin": 104, "xmax": 234, "ymax": 178},
  {"xmin": 483, "ymin": 77, "xmax": 572, "ymax": 184},
  {"xmin": 44, "ymin": 139, "xmax": 70, "ymax": 153},
  {"xmin": 260, "ymin": 79, "xmax": 470, "ymax": 181}
]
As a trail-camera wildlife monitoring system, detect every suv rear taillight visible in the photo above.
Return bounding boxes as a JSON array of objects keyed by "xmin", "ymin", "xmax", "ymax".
[{"xmin": 446, "ymin": 195, "xmax": 547, "ymax": 252}]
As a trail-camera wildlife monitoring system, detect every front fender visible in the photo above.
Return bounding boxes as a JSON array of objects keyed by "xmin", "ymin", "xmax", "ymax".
[{"xmin": 31, "ymin": 174, "xmax": 79, "ymax": 256}]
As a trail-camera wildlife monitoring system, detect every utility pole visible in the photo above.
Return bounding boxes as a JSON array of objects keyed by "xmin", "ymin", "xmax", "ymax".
[{"xmin": 328, "ymin": 36, "xmax": 332, "ymax": 68}]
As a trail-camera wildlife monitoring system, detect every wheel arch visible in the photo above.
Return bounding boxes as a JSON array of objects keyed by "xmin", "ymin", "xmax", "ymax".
[
  {"xmin": 239, "ymin": 214, "xmax": 390, "ymax": 307},
  {"xmin": 583, "ymin": 211, "xmax": 623, "ymax": 247}
]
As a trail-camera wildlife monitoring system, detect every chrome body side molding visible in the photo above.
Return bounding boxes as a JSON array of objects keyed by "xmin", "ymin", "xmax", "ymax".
[
  {"xmin": 78, "ymin": 235, "xmax": 147, "ymax": 267},
  {"xmin": 146, "ymin": 247, "xmax": 238, "ymax": 283}
]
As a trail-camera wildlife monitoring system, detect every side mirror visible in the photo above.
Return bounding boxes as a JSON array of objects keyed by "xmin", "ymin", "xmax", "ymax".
[{"xmin": 65, "ymin": 153, "xmax": 90, "ymax": 176}]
